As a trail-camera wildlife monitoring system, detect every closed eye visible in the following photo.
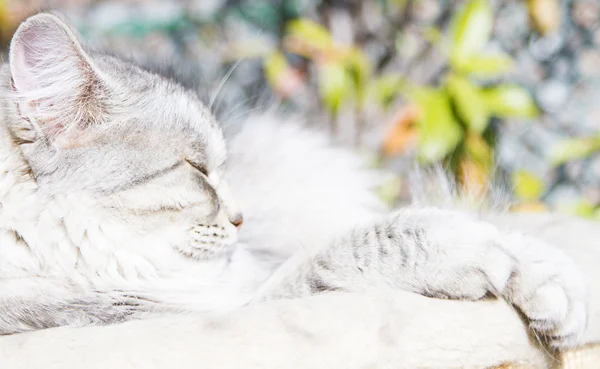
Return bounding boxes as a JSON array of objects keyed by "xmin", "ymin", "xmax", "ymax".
[
  {"xmin": 185, "ymin": 159, "xmax": 209, "ymax": 176},
  {"xmin": 107, "ymin": 161, "xmax": 184, "ymax": 194}
]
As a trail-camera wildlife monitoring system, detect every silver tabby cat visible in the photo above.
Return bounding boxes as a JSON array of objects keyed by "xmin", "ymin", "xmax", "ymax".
[{"xmin": 0, "ymin": 13, "xmax": 588, "ymax": 348}]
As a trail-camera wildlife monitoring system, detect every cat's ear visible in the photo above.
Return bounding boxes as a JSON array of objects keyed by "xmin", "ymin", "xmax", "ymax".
[{"xmin": 8, "ymin": 13, "xmax": 104, "ymax": 145}]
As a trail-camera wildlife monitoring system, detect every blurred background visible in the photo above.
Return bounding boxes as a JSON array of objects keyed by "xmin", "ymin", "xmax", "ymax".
[{"xmin": 1, "ymin": 0, "xmax": 599, "ymax": 218}]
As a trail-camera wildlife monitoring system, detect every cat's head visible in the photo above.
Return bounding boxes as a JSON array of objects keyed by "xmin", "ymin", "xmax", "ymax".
[{"xmin": 5, "ymin": 13, "xmax": 242, "ymax": 260}]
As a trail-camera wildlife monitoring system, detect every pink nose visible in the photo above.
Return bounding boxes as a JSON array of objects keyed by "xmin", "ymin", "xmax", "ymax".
[{"xmin": 229, "ymin": 213, "xmax": 244, "ymax": 230}]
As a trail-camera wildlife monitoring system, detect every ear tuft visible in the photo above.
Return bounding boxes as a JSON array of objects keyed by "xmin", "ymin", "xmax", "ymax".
[{"xmin": 8, "ymin": 13, "xmax": 103, "ymax": 143}]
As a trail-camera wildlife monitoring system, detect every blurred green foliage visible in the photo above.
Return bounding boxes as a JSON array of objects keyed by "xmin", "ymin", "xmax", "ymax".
[
  {"xmin": 265, "ymin": 0, "xmax": 540, "ymax": 197},
  {"xmin": 551, "ymin": 138, "xmax": 600, "ymax": 167},
  {"xmin": 1, "ymin": 0, "xmax": 597, "ymax": 219}
]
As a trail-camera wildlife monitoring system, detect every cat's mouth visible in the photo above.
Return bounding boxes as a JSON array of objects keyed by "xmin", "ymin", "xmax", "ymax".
[{"xmin": 176, "ymin": 223, "xmax": 238, "ymax": 260}]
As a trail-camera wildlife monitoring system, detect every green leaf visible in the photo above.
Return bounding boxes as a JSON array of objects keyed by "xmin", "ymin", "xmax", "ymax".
[
  {"xmin": 482, "ymin": 85, "xmax": 540, "ymax": 119},
  {"xmin": 465, "ymin": 132, "xmax": 493, "ymax": 168},
  {"xmin": 558, "ymin": 199, "xmax": 597, "ymax": 219},
  {"xmin": 286, "ymin": 18, "xmax": 332, "ymax": 54},
  {"xmin": 407, "ymin": 88, "xmax": 463, "ymax": 163},
  {"xmin": 457, "ymin": 54, "xmax": 515, "ymax": 77},
  {"xmin": 318, "ymin": 61, "xmax": 352, "ymax": 114},
  {"xmin": 450, "ymin": 0, "xmax": 493, "ymax": 69},
  {"xmin": 422, "ymin": 26, "xmax": 444, "ymax": 45},
  {"xmin": 549, "ymin": 138, "xmax": 600, "ymax": 166},
  {"xmin": 511, "ymin": 170, "xmax": 546, "ymax": 201},
  {"xmin": 345, "ymin": 48, "xmax": 373, "ymax": 105},
  {"xmin": 368, "ymin": 74, "xmax": 406, "ymax": 107},
  {"xmin": 263, "ymin": 51, "xmax": 289, "ymax": 88},
  {"xmin": 593, "ymin": 208, "xmax": 600, "ymax": 222},
  {"xmin": 445, "ymin": 74, "xmax": 490, "ymax": 133}
]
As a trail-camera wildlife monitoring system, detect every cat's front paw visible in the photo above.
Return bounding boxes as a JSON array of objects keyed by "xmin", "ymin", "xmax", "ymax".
[
  {"xmin": 394, "ymin": 208, "xmax": 588, "ymax": 349},
  {"xmin": 501, "ymin": 233, "xmax": 588, "ymax": 349}
]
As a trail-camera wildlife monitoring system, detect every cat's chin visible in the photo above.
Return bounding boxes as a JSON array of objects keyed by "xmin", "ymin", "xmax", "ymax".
[
  {"xmin": 176, "ymin": 243, "xmax": 237, "ymax": 261},
  {"xmin": 175, "ymin": 222, "xmax": 239, "ymax": 260}
]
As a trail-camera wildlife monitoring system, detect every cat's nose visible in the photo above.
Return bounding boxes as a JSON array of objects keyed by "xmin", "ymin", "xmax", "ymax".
[{"xmin": 229, "ymin": 213, "xmax": 244, "ymax": 230}]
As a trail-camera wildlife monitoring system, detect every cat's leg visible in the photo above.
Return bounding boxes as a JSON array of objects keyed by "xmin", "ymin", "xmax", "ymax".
[
  {"xmin": 0, "ymin": 277, "xmax": 140, "ymax": 334},
  {"xmin": 253, "ymin": 207, "xmax": 588, "ymax": 349}
]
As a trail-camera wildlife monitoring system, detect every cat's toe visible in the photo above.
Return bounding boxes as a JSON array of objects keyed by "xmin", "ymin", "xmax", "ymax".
[
  {"xmin": 525, "ymin": 284, "xmax": 569, "ymax": 327},
  {"xmin": 547, "ymin": 300, "xmax": 588, "ymax": 349},
  {"xmin": 502, "ymin": 233, "xmax": 588, "ymax": 349},
  {"xmin": 524, "ymin": 283, "xmax": 583, "ymax": 347},
  {"xmin": 518, "ymin": 282, "xmax": 587, "ymax": 349}
]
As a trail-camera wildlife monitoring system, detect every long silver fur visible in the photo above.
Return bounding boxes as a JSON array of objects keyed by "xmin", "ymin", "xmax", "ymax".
[{"xmin": 0, "ymin": 13, "xmax": 590, "ymax": 358}]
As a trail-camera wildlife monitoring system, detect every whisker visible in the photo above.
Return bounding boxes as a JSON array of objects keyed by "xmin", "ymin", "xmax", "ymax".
[
  {"xmin": 223, "ymin": 107, "xmax": 265, "ymax": 128},
  {"xmin": 504, "ymin": 296, "xmax": 560, "ymax": 363},
  {"xmin": 209, "ymin": 59, "xmax": 242, "ymax": 112},
  {"xmin": 217, "ymin": 95, "xmax": 254, "ymax": 123}
]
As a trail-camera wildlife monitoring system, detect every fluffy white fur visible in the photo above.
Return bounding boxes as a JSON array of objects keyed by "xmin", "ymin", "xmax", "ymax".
[
  {"xmin": 0, "ymin": 13, "xmax": 597, "ymax": 369},
  {"xmin": 2, "ymin": 119, "xmax": 599, "ymax": 368}
]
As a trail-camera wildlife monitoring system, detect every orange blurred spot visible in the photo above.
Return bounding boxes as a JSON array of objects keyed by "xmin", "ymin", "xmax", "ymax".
[
  {"xmin": 274, "ymin": 68, "xmax": 304, "ymax": 97},
  {"xmin": 458, "ymin": 158, "xmax": 489, "ymax": 197},
  {"xmin": 382, "ymin": 105, "xmax": 421, "ymax": 156},
  {"xmin": 510, "ymin": 202, "xmax": 549, "ymax": 213}
]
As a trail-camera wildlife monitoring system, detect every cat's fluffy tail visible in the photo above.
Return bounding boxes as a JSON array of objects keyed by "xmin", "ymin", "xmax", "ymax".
[{"xmin": 407, "ymin": 164, "xmax": 513, "ymax": 214}]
